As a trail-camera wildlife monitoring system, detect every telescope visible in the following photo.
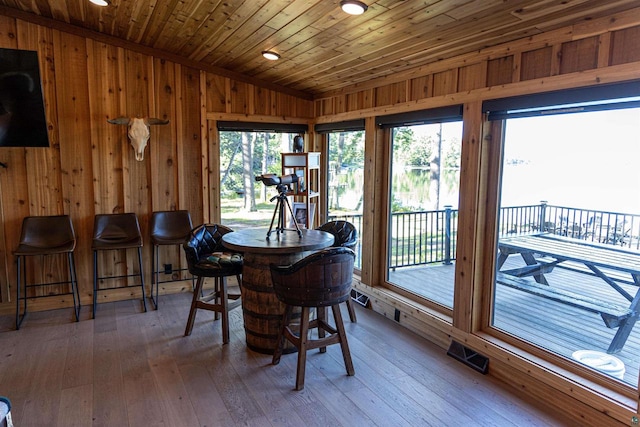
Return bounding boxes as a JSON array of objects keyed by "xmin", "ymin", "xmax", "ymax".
[
  {"xmin": 255, "ymin": 172, "xmax": 303, "ymax": 239},
  {"xmin": 255, "ymin": 173, "xmax": 298, "ymax": 187}
]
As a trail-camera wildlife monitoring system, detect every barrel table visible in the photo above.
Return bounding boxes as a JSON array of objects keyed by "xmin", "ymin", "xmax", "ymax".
[{"xmin": 221, "ymin": 227, "xmax": 333, "ymax": 354}]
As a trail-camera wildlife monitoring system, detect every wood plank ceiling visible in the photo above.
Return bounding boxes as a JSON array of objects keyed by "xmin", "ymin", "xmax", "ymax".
[{"xmin": 0, "ymin": 0, "xmax": 638, "ymax": 98}]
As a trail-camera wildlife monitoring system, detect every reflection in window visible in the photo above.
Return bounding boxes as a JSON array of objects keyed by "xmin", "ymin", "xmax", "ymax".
[
  {"xmin": 492, "ymin": 103, "xmax": 640, "ymax": 386},
  {"xmin": 387, "ymin": 122, "xmax": 462, "ymax": 308}
]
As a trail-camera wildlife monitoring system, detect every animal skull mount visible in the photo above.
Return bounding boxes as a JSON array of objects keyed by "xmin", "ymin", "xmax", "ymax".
[{"xmin": 107, "ymin": 117, "xmax": 169, "ymax": 161}]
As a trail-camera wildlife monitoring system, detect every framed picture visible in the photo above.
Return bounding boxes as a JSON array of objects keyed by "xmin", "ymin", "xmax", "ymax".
[{"xmin": 290, "ymin": 202, "xmax": 315, "ymax": 229}]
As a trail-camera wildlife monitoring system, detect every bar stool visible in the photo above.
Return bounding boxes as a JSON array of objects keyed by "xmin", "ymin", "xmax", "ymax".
[
  {"xmin": 150, "ymin": 210, "xmax": 193, "ymax": 309},
  {"xmin": 316, "ymin": 220, "xmax": 359, "ymax": 322},
  {"xmin": 183, "ymin": 224, "xmax": 242, "ymax": 344},
  {"xmin": 92, "ymin": 213, "xmax": 146, "ymax": 318},
  {"xmin": 14, "ymin": 215, "xmax": 80, "ymax": 329},
  {"xmin": 270, "ymin": 247, "xmax": 355, "ymax": 390}
]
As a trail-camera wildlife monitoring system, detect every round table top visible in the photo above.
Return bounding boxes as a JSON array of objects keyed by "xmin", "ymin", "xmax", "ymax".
[{"xmin": 222, "ymin": 227, "xmax": 334, "ymax": 255}]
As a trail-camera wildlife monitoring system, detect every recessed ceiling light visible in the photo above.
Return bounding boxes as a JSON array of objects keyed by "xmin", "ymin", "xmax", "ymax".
[
  {"xmin": 262, "ymin": 50, "xmax": 281, "ymax": 61},
  {"xmin": 340, "ymin": 0, "xmax": 368, "ymax": 15},
  {"xmin": 89, "ymin": 0, "xmax": 111, "ymax": 6}
]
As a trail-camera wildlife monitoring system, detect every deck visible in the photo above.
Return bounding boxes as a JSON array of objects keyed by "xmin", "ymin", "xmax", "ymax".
[{"xmin": 388, "ymin": 256, "xmax": 640, "ymax": 385}]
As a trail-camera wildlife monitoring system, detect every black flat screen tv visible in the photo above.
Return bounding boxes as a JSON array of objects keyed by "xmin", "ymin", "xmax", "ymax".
[{"xmin": 0, "ymin": 47, "xmax": 50, "ymax": 147}]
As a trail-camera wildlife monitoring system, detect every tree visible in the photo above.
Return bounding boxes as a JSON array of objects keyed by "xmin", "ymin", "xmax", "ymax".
[
  {"xmin": 429, "ymin": 123, "xmax": 442, "ymax": 209},
  {"xmin": 241, "ymin": 132, "xmax": 256, "ymax": 212}
]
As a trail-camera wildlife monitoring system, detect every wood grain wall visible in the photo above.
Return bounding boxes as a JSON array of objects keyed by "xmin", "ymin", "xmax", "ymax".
[
  {"xmin": 0, "ymin": 16, "xmax": 313, "ymax": 310},
  {"xmin": 314, "ymin": 9, "xmax": 640, "ymax": 119}
]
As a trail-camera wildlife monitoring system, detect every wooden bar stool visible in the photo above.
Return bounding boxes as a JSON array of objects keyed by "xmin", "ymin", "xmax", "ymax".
[
  {"xmin": 316, "ymin": 220, "xmax": 359, "ymax": 322},
  {"xmin": 150, "ymin": 210, "xmax": 193, "ymax": 309},
  {"xmin": 183, "ymin": 224, "xmax": 242, "ymax": 344},
  {"xmin": 92, "ymin": 213, "xmax": 146, "ymax": 318},
  {"xmin": 270, "ymin": 247, "xmax": 355, "ymax": 390},
  {"xmin": 15, "ymin": 215, "xmax": 80, "ymax": 329}
]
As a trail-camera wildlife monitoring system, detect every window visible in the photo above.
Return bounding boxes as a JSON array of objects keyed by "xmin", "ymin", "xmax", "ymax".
[
  {"xmin": 218, "ymin": 122, "xmax": 307, "ymax": 229},
  {"xmin": 487, "ymin": 85, "xmax": 640, "ymax": 387},
  {"xmin": 326, "ymin": 129, "xmax": 365, "ymax": 268},
  {"xmin": 379, "ymin": 107, "xmax": 463, "ymax": 309},
  {"xmin": 318, "ymin": 120, "xmax": 365, "ymax": 269}
]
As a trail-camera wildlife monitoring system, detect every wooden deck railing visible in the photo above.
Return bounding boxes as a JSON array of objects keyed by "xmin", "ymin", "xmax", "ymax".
[{"xmin": 330, "ymin": 202, "xmax": 640, "ymax": 269}]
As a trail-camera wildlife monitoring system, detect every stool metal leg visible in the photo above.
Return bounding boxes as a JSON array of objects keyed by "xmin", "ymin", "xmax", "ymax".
[
  {"xmin": 68, "ymin": 252, "xmax": 80, "ymax": 322},
  {"xmin": 15, "ymin": 256, "xmax": 26, "ymax": 330},
  {"xmin": 151, "ymin": 244, "xmax": 159, "ymax": 310},
  {"xmin": 137, "ymin": 247, "xmax": 147, "ymax": 312},
  {"xmin": 93, "ymin": 250, "xmax": 98, "ymax": 319}
]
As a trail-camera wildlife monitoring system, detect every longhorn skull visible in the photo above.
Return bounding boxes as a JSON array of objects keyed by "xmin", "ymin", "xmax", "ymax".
[{"xmin": 107, "ymin": 117, "xmax": 169, "ymax": 161}]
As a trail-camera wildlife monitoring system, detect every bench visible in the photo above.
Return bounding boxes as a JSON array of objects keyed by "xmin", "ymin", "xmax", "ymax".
[
  {"xmin": 535, "ymin": 256, "xmax": 635, "ymax": 286},
  {"xmin": 495, "ymin": 272, "xmax": 633, "ymax": 329}
]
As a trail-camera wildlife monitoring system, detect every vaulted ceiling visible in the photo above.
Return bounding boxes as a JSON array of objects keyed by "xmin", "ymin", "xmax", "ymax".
[{"xmin": 0, "ymin": 0, "xmax": 638, "ymax": 98}]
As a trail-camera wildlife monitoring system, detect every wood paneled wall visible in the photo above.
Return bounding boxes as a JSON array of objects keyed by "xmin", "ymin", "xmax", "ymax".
[
  {"xmin": 314, "ymin": 9, "xmax": 640, "ymax": 119},
  {"xmin": 0, "ymin": 16, "xmax": 313, "ymax": 310}
]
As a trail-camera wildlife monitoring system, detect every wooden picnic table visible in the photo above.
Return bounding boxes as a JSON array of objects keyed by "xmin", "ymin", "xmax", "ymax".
[{"xmin": 497, "ymin": 233, "xmax": 640, "ymax": 353}]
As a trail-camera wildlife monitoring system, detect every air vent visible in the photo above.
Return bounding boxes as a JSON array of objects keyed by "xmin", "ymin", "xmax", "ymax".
[
  {"xmin": 351, "ymin": 289, "xmax": 370, "ymax": 307},
  {"xmin": 447, "ymin": 340, "xmax": 489, "ymax": 374}
]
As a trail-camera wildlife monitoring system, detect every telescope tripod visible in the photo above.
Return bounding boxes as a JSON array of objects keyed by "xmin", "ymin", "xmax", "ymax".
[{"xmin": 267, "ymin": 184, "xmax": 302, "ymax": 239}]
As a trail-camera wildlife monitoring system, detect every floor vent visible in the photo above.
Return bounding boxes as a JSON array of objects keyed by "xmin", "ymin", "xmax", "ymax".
[
  {"xmin": 351, "ymin": 289, "xmax": 370, "ymax": 308},
  {"xmin": 447, "ymin": 340, "xmax": 489, "ymax": 374}
]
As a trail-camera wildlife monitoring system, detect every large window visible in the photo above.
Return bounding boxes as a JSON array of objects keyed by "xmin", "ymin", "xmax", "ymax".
[
  {"xmin": 488, "ymin": 88, "xmax": 640, "ymax": 387},
  {"xmin": 326, "ymin": 129, "xmax": 365, "ymax": 268},
  {"xmin": 218, "ymin": 123, "xmax": 306, "ymax": 229},
  {"xmin": 383, "ymin": 110, "xmax": 463, "ymax": 308}
]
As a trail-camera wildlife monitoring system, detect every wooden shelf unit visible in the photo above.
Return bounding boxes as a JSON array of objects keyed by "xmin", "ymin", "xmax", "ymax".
[{"xmin": 281, "ymin": 152, "xmax": 320, "ymax": 229}]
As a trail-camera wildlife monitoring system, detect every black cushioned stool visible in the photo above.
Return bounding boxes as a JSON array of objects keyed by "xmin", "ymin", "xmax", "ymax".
[
  {"xmin": 316, "ymin": 220, "xmax": 359, "ymax": 322},
  {"xmin": 92, "ymin": 213, "xmax": 147, "ymax": 318},
  {"xmin": 270, "ymin": 247, "xmax": 356, "ymax": 390},
  {"xmin": 150, "ymin": 210, "xmax": 193, "ymax": 309},
  {"xmin": 183, "ymin": 224, "xmax": 242, "ymax": 344},
  {"xmin": 15, "ymin": 215, "xmax": 80, "ymax": 329}
]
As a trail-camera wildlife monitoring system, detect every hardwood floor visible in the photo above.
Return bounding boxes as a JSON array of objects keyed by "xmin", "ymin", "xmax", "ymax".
[{"xmin": 0, "ymin": 288, "xmax": 582, "ymax": 426}]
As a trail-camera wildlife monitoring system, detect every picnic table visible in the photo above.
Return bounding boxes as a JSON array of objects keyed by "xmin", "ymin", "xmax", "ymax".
[{"xmin": 497, "ymin": 233, "xmax": 640, "ymax": 353}]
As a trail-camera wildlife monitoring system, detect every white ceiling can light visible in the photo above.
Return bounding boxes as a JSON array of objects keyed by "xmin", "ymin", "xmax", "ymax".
[
  {"xmin": 262, "ymin": 50, "xmax": 281, "ymax": 60},
  {"xmin": 89, "ymin": 0, "xmax": 111, "ymax": 6},
  {"xmin": 340, "ymin": 0, "xmax": 368, "ymax": 15}
]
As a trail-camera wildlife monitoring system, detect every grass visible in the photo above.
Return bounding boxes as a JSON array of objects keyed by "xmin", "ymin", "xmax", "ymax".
[{"xmin": 221, "ymin": 199, "xmax": 284, "ymax": 229}]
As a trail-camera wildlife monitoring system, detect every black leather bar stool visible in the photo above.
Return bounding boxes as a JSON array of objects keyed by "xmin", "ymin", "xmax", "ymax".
[
  {"xmin": 92, "ymin": 213, "xmax": 146, "ymax": 318},
  {"xmin": 150, "ymin": 210, "xmax": 193, "ymax": 309},
  {"xmin": 270, "ymin": 247, "xmax": 356, "ymax": 390},
  {"xmin": 183, "ymin": 224, "xmax": 243, "ymax": 344},
  {"xmin": 15, "ymin": 215, "xmax": 80, "ymax": 329},
  {"xmin": 316, "ymin": 220, "xmax": 359, "ymax": 322}
]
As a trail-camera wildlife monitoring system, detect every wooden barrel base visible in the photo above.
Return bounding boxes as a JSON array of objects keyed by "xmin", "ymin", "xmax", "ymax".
[{"xmin": 241, "ymin": 251, "xmax": 308, "ymax": 354}]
